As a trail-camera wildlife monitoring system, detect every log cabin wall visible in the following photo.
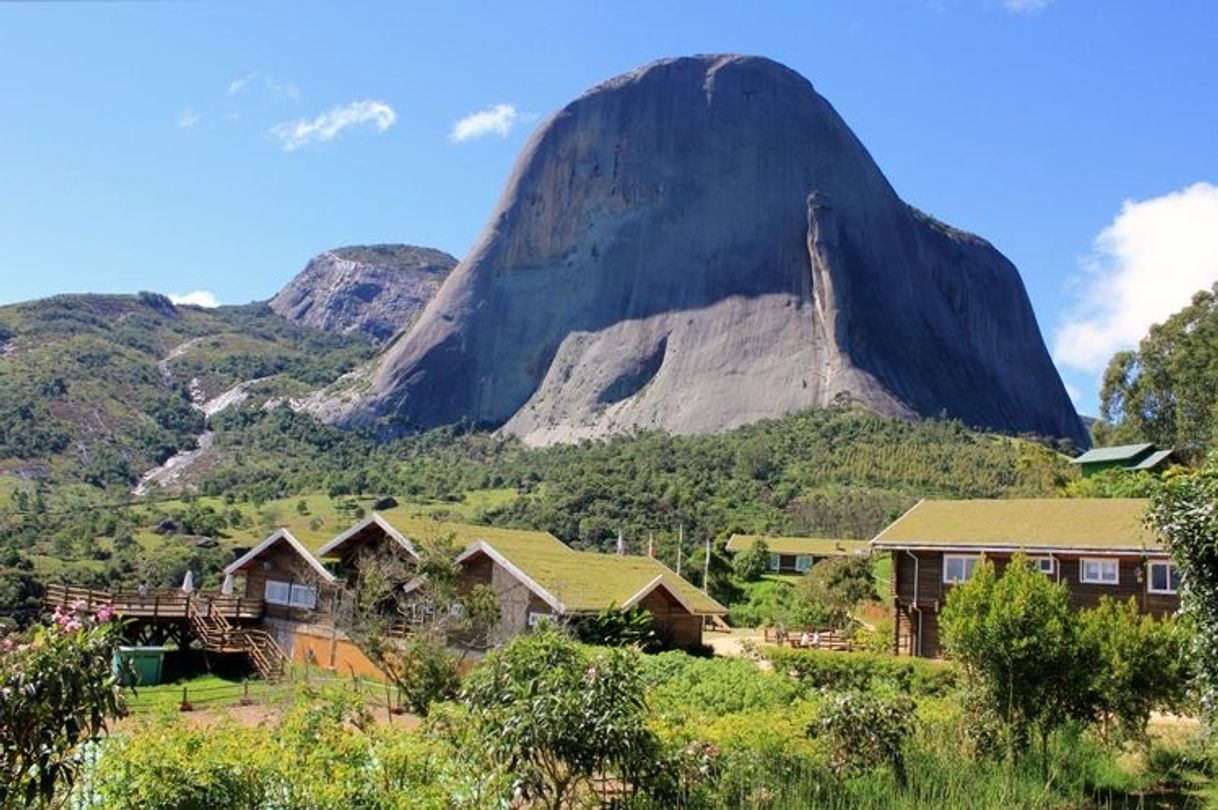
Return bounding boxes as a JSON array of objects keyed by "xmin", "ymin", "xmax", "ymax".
[{"xmin": 889, "ymin": 549, "xmax": 1180, "ymax": 658}]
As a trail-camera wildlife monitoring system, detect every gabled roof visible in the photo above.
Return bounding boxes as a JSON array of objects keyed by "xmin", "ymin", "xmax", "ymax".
[
  {"xmin": 871, "ymin": 498, "xmax": 1163, "ymax": 554},
  {"xmin": 224, "ymin": 528, "xmax": 337, "ymax": 583},
  {"xmin": 726, "ymin": 534, "xmax": 869, "ymax": 556},
  {"xmin": 316, "ymin": 513, "xmax": 420, "ymax": 560},
  {"xmin": 1070, "ymin": 443, "xmax": 1155, "ymax": 465},
  {"xmin": 1129, "ymin": 449, "xmax": 1178, "ymax": 471},
  {"xmin": 455, "ymin": 534, "xmax": 727, "ymax": 616}
]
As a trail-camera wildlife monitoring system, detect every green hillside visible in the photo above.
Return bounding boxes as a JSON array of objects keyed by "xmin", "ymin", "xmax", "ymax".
[{"xmin": 0, "ymin": 292, "xmax": 373, "ymax": 488}]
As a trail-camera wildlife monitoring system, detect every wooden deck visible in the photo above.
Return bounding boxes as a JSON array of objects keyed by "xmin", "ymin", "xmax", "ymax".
[
  {"xmin": 45, "ymin": 583, "xmax": 285, "ymax": 680},
  {"xmin": 45, "ymin": 583, "xmax": 264, "ymax": 621},
  {"xmin": 763, "ymin": 626, "xmax": 859, "ymax": 652}
]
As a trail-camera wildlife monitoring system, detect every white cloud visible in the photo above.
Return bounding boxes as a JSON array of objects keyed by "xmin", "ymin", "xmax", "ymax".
[
  {"xmin": 1003, "ymin": 0, "xmax": 1054, "ymax": 12},
  {"xmin": 269, "ymin": 100, "xmax": 396, "ymax": 151},
  {"xmin": 449, "ymin": 103, "xmax": 520, "ymax": 143},
  {"xmin": 228, "ymin": 71, "xmax": 300, "ymax": 101},
  {"xmin": 1054, "ymin": 182, "xmax": 1218, "ymax": 374},
  {"xmin": 176, "ymin": 108, "xmax": 201, "ymax": 129},
  {"xmin": 169, "ymin": 291, "xmax": 220, "ymax": 308}
]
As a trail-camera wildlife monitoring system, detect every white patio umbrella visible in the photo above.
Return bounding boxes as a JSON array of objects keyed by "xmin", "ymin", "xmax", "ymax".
[
  {"xmin": 180, "ymin": 570, "xmax": 195, "ymax": 594},
  {"xmin": 220, "ymin": 574, "xmax": 235, "ymax": 595}
]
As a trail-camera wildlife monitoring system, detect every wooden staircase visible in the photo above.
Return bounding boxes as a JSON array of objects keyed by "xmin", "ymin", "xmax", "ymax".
[{"xmin": 186, "ymin": 599, "xmax": 287, "ymax": 681}]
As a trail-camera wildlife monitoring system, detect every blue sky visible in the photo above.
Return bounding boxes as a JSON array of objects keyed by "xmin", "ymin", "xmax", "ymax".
[{"xmin": 2, "ymin": 1, "xmax": 1216, "ymax": 415}]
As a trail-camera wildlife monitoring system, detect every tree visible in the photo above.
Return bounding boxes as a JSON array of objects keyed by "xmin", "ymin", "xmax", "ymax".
[
  {"xmin": 1147, "ymin": 460, "xmax": 1218, "ymax": 727},
  {"xmin": 732, "ymin": 539, "xmax": 770, "ymax": 582},
  {"xmin": 1100, "ymin": 282, "xmax": 1218, "ymax": 460},
  {"xmin": 794, "ymin": 554, "xmax": 877, "ymax": 629},
  {"xmin": 0, "ymin": 603, "xmax": 125, "ymax": 809},
  {"xmin": 332, "ymin": 534, "xmax": 499, "ymax": 716},
  {"xmin": 940, "ymin": 554, "xmax": 1091, "ymax": 762},
  {"xmin": 460, "ymin": 627, "xmax": 666, "ymax": 809},
  {"xmin": 1078, "ymin": 597, "xmax": 1190, "ymax": 741}
]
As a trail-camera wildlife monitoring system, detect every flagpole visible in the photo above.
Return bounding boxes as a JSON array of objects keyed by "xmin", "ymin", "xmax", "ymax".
[{"xmin": 676, "ymin": 523, "xmax": 684, "ymax": 575}]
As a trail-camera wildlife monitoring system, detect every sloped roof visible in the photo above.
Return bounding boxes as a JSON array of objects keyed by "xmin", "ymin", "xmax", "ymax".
[
  {"xmin": 224, "ymin": 528, "xmax": 336, "ymax": 583},
  {"xmin": 1070, "ymin": 443, "xmax": 1155, "ymax": 465},
  {"xmin": 1129, "ymin": 449, "xmax": 1177, "ymax": 471},
  {"xmin": 871, "ymin": 498, "xmax": 1163, "ymax": 553},
  {"xmin": 318, "ymin": 513, "xmax": 560, "ymax": 560},
  {"xmin": 457, "ymin": 533, "xmax": 726, "ymax": 615},
  {"xmin": 726, "ymin": 534, "xmax": 868, "ymax": 556}
]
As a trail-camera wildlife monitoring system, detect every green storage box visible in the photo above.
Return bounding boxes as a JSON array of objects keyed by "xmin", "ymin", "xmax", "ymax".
[{"xmin": 113, "ymin": 646, "xmax": 169, "ymax": 686}]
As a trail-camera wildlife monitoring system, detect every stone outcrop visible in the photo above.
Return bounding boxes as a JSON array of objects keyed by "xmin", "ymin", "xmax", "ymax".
[
  {"xmin": 270, "ymin": 245, "xmax": 456, "ymax": 343},
  {"xmin": 325, "ymin": 55, "xmax": 1087, "ymax": 447}
]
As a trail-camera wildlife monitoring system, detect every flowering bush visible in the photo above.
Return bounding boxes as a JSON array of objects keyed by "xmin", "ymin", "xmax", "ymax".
[{"xmin": 0, "ymin": 600, "xmax": 125, "ymax": 810}]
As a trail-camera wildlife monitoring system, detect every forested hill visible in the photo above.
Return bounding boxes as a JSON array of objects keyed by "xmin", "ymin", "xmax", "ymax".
[{"xmin": 0, "ymin": 292, "xmax": 374, "ymax": 489}]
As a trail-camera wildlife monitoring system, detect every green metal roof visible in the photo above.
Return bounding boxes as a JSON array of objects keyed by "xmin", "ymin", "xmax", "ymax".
[
  {"xmin": 465, "ymin": 533, "xmax": 727, "ymax": 615},
  {"xmin": 1129, "ymin": 449, "xmax": 1177, "ymax": 471},
  {"xmin": 871, "ymin": 498, "xmax": 1163, "ymax": 552},
  {"xmin": 725, "ymin": 534, "xmax": 868, "ymax": 556},
  {"xmin": 1070, "ymin": 443, "xmax": 1155, "ymax": 465}
]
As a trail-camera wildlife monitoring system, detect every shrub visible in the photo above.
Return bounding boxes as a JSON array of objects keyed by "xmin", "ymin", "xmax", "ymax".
[
  {"xmin": 0, "ymin": 604, "xmax": 125, "ymax": 809},
  {"xmin": 461, "ymin": 627, "xmax": 668, "ymax": 808},
  {"xmin": 809, "ymin": 691, "xmax": 917, "ymax": 787},
  {"xmin": 764, "ymin": 648, "xmax": 958, "ymax": 697},
  {"xmin": 643, "ymin": 651, "xmax": 803, "ymax": 716}
]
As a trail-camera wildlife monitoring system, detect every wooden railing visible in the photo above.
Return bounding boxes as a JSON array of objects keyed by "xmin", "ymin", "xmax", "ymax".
[
  {"xmin": 46, "ymin": 583, "xmax": 285, "ymax": 680},
  {"xmin": 45, "ymin": 584, "xmax": 263, "ymax": 621},
  {"xmin": 184, "ymin": 598, "xmax": 286, "ymax": 681},
  {"xmin": 763, "ymin": 626, "xmax": 860, "ymax": 652}
]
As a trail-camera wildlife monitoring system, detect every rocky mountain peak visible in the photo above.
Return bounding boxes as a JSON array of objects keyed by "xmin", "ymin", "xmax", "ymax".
[
  {"xmin": 318, "ymin": 55, "xmax": 1087, "ymax": 448},
  {"xmin": 270, "ymin": 244, "xmax": 457, "ymax": 343}
]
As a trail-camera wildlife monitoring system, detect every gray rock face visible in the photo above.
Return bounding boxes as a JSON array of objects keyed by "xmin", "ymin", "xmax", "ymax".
[
  {"xmin": 330, "ymin": 55, "xmax": 1087, "ymax": 447},
  {"xmin": 270, "ymin": 245, "xmax": 456, "ymax": 343}
]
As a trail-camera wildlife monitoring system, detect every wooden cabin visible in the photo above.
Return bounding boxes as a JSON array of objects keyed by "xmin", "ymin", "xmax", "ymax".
[
  {"xmin": 725, "ymin": 534, "xmax": 868, "ymax": 575},
  {"xmin": 871, "ymin": 498, "xmax": 1181, "ymax": 658},
  {"xmin": 1070, "ymin": 443, "xmax": 1180, "ymax": 478},
  {"xmin": 451, "ymin": 532, "xmax": 727, "ymax": 652}
]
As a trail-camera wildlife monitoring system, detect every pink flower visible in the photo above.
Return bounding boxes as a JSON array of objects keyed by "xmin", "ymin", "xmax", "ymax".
[
  {"xmin": 69, "ymin": 598, "xmax": 85, "ymax": 612},
  {"xmin": 95, "ymin": 606, "xmax": 115, "ymax": 624},
  {"xmin": 65, "ymin": 619, "xmax": 82, "ymax": 633},
  {"xmin": 1, "ymin": 637, "xmax": 13, "ymax": 652}
]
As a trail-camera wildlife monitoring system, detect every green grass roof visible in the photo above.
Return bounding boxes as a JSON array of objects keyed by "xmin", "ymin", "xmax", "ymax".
[
  {"xmin": 468, "ymin": 533, "xmax": 726, "ymax": 615},
  {"xmin": 725, "ymin": 534, "xmax": 869, "ymax": 556},
  {"xmin": 871, "ymin": 498, "xmax": 1162, "ymax": 552},
  {"xmin": 1070, "ymin": 443, "xmax": 1155, "ymax": 465}
]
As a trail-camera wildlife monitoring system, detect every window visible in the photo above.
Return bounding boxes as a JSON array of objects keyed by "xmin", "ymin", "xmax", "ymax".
[
  {"xmin": 795, "ymin": 555, "xmax": 813, "ymax": 573},
  {"xmin": 527, "ymin": 611, "xmax": 556, "ymax": 628},
  {"xmin": 942, "ymin": 555, "xmax": 979, "ymax": 584},
  {"xmin": 288, "ymin": 583, "xmax": 318, "ymax": 610},
  {"xmin": 1031, "ymin": 556, "xmax": 1056, "ymax": 575},
  {"xmin": 1080, "ymin": 558, "xmax": 1119, "ymax": 585},
  {"xmin": 264, "ymin": 579, "xmax": 291, "ymax": 606},
  {"xmin": 768, "ymin": 554, "xmax": 781, "ymax": 572},
  {"xmin": 1147, "ymin": 561, "xmax": 1181, "ymax": 595}
]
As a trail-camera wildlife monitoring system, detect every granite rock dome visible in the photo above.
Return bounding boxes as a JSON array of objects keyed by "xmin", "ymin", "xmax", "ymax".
[{"xmin": 327, "ymin": 55, "xmax": 1087, "ymax": 447}]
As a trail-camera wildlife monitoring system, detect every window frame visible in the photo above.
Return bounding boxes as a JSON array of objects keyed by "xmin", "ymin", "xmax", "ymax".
[
  {"xmin": 795, "ymin": 555, "xmax": 813, "ymax": 573},
  {"xmin": 264, "ymin": 579, "xmax": 292, "ymax": 606},
  {"xmin": 1147, "ymin": 560, "xmax": 1181, "ymax": 595},
  {"xmin": 527, "ymin": 611, "xmax": 556, "ymax": 628},
  {"xmin": 1079, "ymin": 557, "xmax": 1120, "ymax": 586},
  {"xmin": 288, "ymin": 583, "xmax": 318, "ymax": 610},
  {"xmin": 942, "ymin": 554, "xmax": 980, "ymax": 584},
  {"xmin": 768, "ymin": 553, "xmax": 781, "ymax": 572},
  {"xmin": 1031, "ymin": 556, "xmax": 1056, "ymax": 575}
]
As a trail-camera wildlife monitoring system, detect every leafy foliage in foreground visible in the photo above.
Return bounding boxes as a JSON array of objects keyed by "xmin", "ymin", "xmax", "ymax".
[
  {"xmin": 1148, "ymin": 458, "xmax": 1218, "ymax": 728},
  {"xmin": 0, "ymin": 604, "xmax": 124, "ymax": 810}
]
